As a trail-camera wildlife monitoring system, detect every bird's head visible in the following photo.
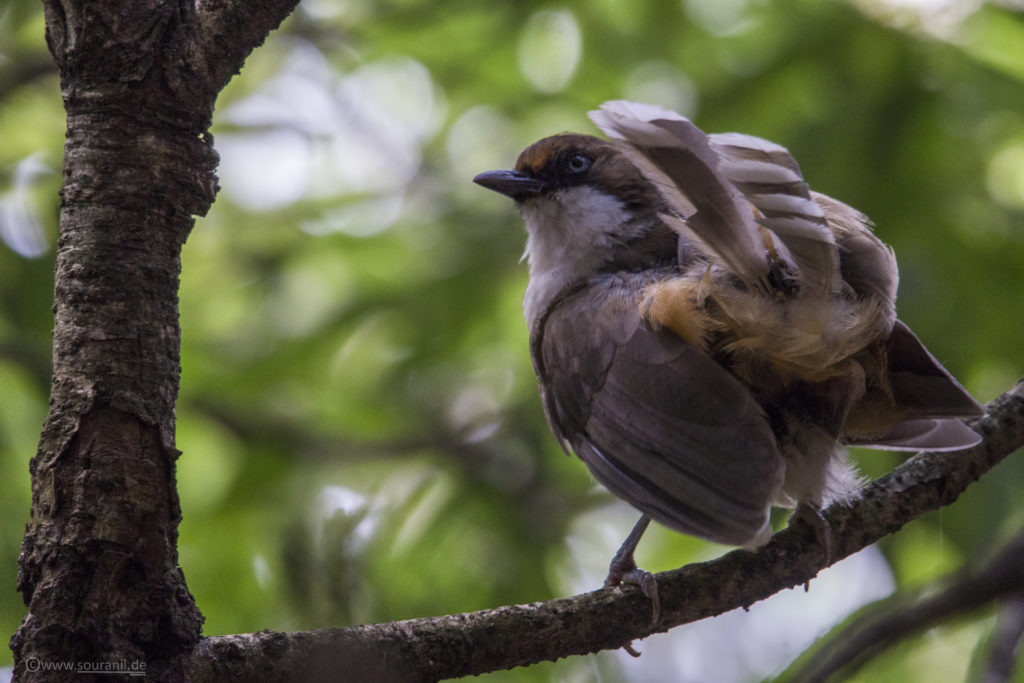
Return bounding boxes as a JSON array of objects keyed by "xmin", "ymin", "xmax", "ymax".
[
  {"xmin": 474, "ymin": 134, "xmax": 671, "ymax": 323},
  {"xmin": 473, "ymin": 133, "xmax": 661, "ymax": 222}
]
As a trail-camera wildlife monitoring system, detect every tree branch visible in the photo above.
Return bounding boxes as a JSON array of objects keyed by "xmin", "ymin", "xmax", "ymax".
[
  {"xmin": 980, "ymin": 594, "xmax": 1024, "ymax": 683},
  {"xmin": 194, "ymin": 0, "xmax": 303, "ymax": 93},
  {"xmin": 780, "ymin": 526, "xmax": 1024, "ymax": 682},
  {"xmin": 185, "ymin": 379, "xmax": 1024, "ymax": 682}
]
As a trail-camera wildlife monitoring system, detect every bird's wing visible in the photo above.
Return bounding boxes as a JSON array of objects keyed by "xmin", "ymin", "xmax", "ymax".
[
  {"xmin": 589, "ymin": 101, "xmax": 773, "ymax": 291},
  {"xmin": 589, "ymin": 100, "xmax": 839, "ymax": 296},
  {"xmin": 533, "ymin": 275, "xmax": 785, "ymax": 546},
  {"xmin": 813, "ymin": 192, "xmax": 897, "ymax": 302},
  {"xmin": 711, "ymin": 133, "xmax": 839, "ymax": 295}
]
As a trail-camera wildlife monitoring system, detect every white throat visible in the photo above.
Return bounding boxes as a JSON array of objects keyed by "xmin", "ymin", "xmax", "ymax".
[{"xmin": 520, "ymin": 186, "xmax": 633, "ymax": 326}]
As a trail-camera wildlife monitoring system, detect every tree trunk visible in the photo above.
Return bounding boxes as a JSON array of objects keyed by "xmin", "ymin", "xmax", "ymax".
[{"xmin": 11, "ymin": 1, "xmax": 298, "ymax": 680}]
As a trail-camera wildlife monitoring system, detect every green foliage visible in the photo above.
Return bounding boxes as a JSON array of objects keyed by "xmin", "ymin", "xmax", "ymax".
[{"xmin": 1, "ymin": 0, "xmax": 1022, "ymax": 679}]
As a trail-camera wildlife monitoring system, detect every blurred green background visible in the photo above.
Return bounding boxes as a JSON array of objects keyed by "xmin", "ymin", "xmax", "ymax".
[{"xmin": 2, "ymin": 0, "xmax": 1023, "ymax": 680}]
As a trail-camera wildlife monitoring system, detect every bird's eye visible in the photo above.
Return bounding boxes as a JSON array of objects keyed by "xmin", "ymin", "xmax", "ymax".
[{"xmin": 566, "ymin": 153, "xmax": 592, "ymax": 174}]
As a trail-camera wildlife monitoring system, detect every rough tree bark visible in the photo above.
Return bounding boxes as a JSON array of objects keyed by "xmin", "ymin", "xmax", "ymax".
[
  {"xmin": 11, "ymin": 1, "xmax": 1024, "ymax": 681},
  {"xmin": 11, "ymin": 1, "xmax": 299, "ymax": 680}
]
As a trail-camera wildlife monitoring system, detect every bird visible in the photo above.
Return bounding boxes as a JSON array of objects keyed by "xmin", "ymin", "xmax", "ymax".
[{"xmin": 473, "ymin": 100, "xmax": 983, "ymax": 621}]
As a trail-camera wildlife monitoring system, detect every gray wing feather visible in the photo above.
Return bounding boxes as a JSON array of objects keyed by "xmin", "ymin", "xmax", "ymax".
[
  {"xmin": 589, "ymin": 102, "xmax": 772, "ymax": 290},
  {"xmin": 590, "ymin": 101, "xmax": 841, "ymax": 296},
  {"xmin": 710, "ymin": 133, "xmax": 839, "ymax": 295},
  {"xmin": 814, "ymin": 192, "xmax": 898, "ymax": 302},
  {"xmin": 535, "ymin": 276, "xmax": 785, "ymax": 546}
]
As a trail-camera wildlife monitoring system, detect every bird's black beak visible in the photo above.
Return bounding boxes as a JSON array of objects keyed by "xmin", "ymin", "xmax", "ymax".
[{"xmin": 473, "ymin": 169, "xmax": 544, "ymax": 201}]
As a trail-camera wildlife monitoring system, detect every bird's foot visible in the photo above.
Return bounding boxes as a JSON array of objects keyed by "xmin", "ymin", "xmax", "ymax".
[
  {"xmin": 604, "ymin": 516, "xmax": 660, "ymax": 625},
  {"xmin": 792, "ymin": 502, "xmax": 833, "ymax": 568}
]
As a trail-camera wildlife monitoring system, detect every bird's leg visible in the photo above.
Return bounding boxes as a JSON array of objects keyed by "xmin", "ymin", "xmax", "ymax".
[
  {"xmin": 604, "ymin": 515, "xmax": 660, "ymax": 624},
  {"xmin": 792, "ymin": 502, "xmax": 833, "ymax": 568}
]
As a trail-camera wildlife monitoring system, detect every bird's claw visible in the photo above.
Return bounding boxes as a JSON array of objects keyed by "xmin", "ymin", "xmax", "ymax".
[
  {"xmin": 604, "ymin": 515, "xmax": 660, "ymax": 627},
  {"xmin": 792, "ymin": 502, "xmax": 833, "ymax": 567},
  {"xmin": 621, "ymin": 567, "xmax": 660, "ymax": 625},
  {"xmin": 605, "ymin": 558, "xmax": 660, "ymax": 625}
]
